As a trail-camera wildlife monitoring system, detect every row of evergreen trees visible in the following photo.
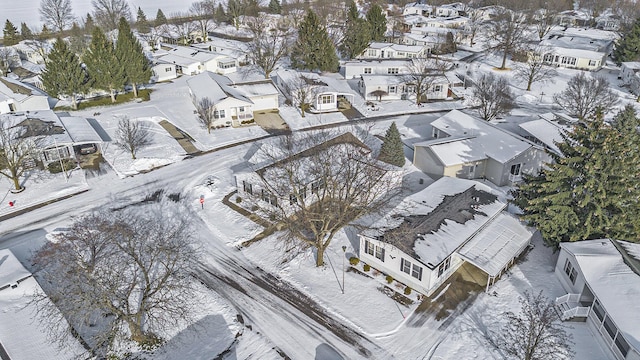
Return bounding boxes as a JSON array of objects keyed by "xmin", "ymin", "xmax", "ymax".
[
  {"xmin": 512, "ymin": 106, "xmax": 640, "ymax": 247},
  {"xmin": 41, "ymin": 18, "xmax": 151, "ymax": 109},
  {"xmin": 290, "ymin": 2, "xmax": 387, "ymax": 73}
]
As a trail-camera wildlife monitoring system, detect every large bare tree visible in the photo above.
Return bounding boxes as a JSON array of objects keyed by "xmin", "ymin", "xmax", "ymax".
[
  {"xmin": 487, "ymin": 8, "xmax": 530, "ymax": 69},
  {"xmin": 493, "ymin": 291, "xmax": 574, "ymax": 360},
  {"xmin": 32, "ymin": 206, "xmax": 199, "ymax": 355},
  {"xmin": 39, "ymin": 0, "xmax": 75, "ymax": 33},
  {"xmin": 193, "ymin": 96, "xmax": 215, "ymax": 133},
  {"xmin": 527, "ymin": 8, "xmax": 557, "ymax": 41},
  {"xmin": 246, "ymin": 130, "xmax": 403, "ymax": 266},
  {"xmin": 92, "ymin": 0, "xmax": 131, "ymax": 30},
  {"xmin": 0, "ymin": 116, "xmax": 43, "ymax": 191},
  {"xmin": 0, "ymin": 47, "xmax": 18, "ymax": 76},
  {"xmin": 114, "ymin": 116, "xmax": 152, "ymax": 159},
  {"xmin": 246, "ymin": 16, "xmax": 294, "ymax": 79},
  {"xmin": 472, "ymin": 72, "xmax": 516, "ymax": 121},
  {"xmin": 404, "ymin": 58, "xmax": 452, "ymax": 106},
  {"xmin": 189, "ymin": 0, "xmax": 215, "ymax": 42},
  {"xmin": 514, "ymin": 45, "xmax": 557, "ymax": 91},
  {"xmin": 282, "ymin": 75, "xmax": 319, "ymax": 118},
  {"xmin": 554, "ymin": 72, "xmax": 619, "ymax": 120}
]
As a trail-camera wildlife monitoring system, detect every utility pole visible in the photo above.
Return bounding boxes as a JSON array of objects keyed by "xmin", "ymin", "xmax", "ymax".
[{"xmin": 342, "ymin": 246, "xmax": 347, "ymax": 294}]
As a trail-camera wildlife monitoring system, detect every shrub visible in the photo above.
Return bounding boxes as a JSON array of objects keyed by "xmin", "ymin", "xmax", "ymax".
[
  {"xmin": 235, "ymin": 197, "xmax": 242, "ymax": 203},
  {"xmin": 404, "ymin": 286, "xmax": 412, "ymax": 295},
  {"xmin": 386, "ymin": 275, "xmax": 393, "ymax": 284},
  {"xmin": 349, "ymin": 257, "xmax": 360, "ymax": 266},
  {"xmin": 47, "ymin": 158, "xmax": 76, "ymax": 174},
  {"xmin": 251, "ymin": 205, "xmax": 259, "ymax": 211},
  {"xmin": 363, "ymin": 263, "xmax": 370, "ymax": 272}
]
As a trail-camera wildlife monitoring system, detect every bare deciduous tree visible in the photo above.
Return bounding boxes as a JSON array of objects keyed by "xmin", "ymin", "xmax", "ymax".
[
  {"xmin": 528, "ymin": 8, "xmax": 557, "ymax": 41},
  {"xmin": 92, "ymin": 0, "xmax": 131, "ymax": 30},
  {"xmin": 404, "ymin": 58, "xmax": 452, "ymax": 105},
  {"xmin": 0, "ymin": 47, "xmax": 19, "ymax": 75},
  {"xmin": 246, "ymin": 130, "xmax": 403, "ymax": 266},
  {"xmin": 514, "ymin": 46, "xmax": 557, "ymax": 91},
  {"xmin": 282, "ymin": 75, "xmax": 319, "ymax": 118},
  {"xmin": 246, "ymin": 16, "xmax": 293, "ymax": 79},
  {"xmin": 167, "ymin": 16, "xmax": 197, "ymax": 45},
  {"xmin": 32, "ymin": 207, "xmax": 199, "ymax": 355},
  {"xmin": 493, "ymin": 291, "xmax": 574, "ymax": 360},
  {"xmin": 472, "ymin": 72, "xmax": 515, "ymax": 121},
  {"xmin": 114, "ymin": 116, "xmax": 152, "ymax": 159},
  {"xmin": 189, "ymin": 0, "xmax": 216, "ymax": 42},
  {"xmin": 554, "ymin": 72, "xmax": 619, "ymax": 120},
  {"xmin": 39, "ymin": 0, "xmax": 75, "ymax": 33},
  {"xmin": 487, "ymin": 8, "xmax": 530, "ymax": 69},
  {"xmin": 193, "ymin": 96, "xmax": 215, "ymax": 133},
  {"xmin": 0, "ymin": 116, "xmax": 43, "ymax": 191}
]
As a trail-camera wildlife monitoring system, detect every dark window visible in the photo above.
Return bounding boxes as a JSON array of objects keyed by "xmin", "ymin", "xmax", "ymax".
[
  {"xmin": 615, "ymin": 334, "xmax": 630, "ymax": 358},
  {"xmin": 592, "ymin": 299, "xmax": 605, "ymax": 322},
  {"xmin": 510, "ymin": 163, "xmax": 522, "ymax": 176},
  {"xmin": 365, "ymin": 240, "xmax": 374, "ymax": 256},
  {"xmin": 401, "ymin": 258, "xmax": 411, "ymax": 274},
  {"xmin": 564, "ymin": 259, "xmax": 577, "ymax": 284},
  {"xmin": 412, "ymin": 264, "xmax": 423, "ymax": 280},
  {"xmin": 261, "ymin": 189, "xmax": 269, "ymax": 202},
  {"xmin": 438, "ymin": 257, "xmax": 451, "ymax": 277},
  {"xmin": 375, "ymin": 246, "xmax": 385, "ymax": 262},
  {"xmin": 289, "ymin": 193, "xmax": 297, "ymax": 205},
  {"xmin": 243, "ymin": 181, "xmax": 252, "ymax": 195},
  {"xmin": 603, "ymin": 315, "xmax": 617, "ymax": 339}
]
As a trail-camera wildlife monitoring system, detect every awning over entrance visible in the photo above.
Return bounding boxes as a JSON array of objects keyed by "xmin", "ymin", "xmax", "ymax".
[{"xmin": 457, "ymin": 213, "xmax": 532, "ymax": 278}]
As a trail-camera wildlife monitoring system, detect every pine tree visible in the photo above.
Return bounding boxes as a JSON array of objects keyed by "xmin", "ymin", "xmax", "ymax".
[
  {"xmin": 290, "ymin": 10, "xmax": 339, "ymax": 72},
  {"xmin": 268, "ymin": 0, "xmax": 282, "ymax": 14},
  {"xmin": 3, "ymin": 20, "xmax": 19, "ymax": 46},
  {"xmin": 613, "ymin": 17, "xmax": 640, "ymax": 64},
  {"xmin": 155, "ymin": 9, "xmax": 167, "ymax": 27},
  {"xmin": 214, "ymin": 4, "xmax": 226, "ymax": 23},
  {"xmin": 84, "ymin": 26, "xmax": 126, "ymax": 103},
  {"xmin": 136, "ymin": 7, "xmax": 150, "ymax": 34},
  {"xmin": 84, "ymin": 13, "xmax": 95, "ymax": 34},
  {"xmin": 340, "ymin": 1, "xmax": 371, "ymax": 59},
  {"xmin": 42, "ymin": 38, "xmax": 90, "ymax": 110},
  {"xmin": 378, "ymin": 122, "xmax": 405, "ymax": 167},
  {"xmin": 20, "ymin": 23, "xmax": 33, "ymax": 40},
  {"xmin": 366, "ymin": 4, "xmax": 387, "ymax": 42},
  {"xmin": 68, "ymin": 22, "xmax": 88, "ymax": 56},
  {"xmin": 512, "ymin": 112, "xmax": 640, "ymax": 247},
  {"xmin": 116, "ymin": 17, "xmax": 151, "ymax": 98},
  {"xmin": 40, "ymin": 24, "xmax": 52, "ymax": 39}
]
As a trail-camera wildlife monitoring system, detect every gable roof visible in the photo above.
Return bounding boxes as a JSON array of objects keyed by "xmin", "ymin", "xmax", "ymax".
[
  {"xmin": 561, "ymin": 239, "xmax": 640, "ymax": 352},
  {"xmin": 414, "ymin": 110, "xmax": 535, "ymax": 165},
  {"xmin": 187, "ymin": 71, "xmax": 253, "ymax": 105},
  {"xmin": 519, "ymin": 116, "xmax": 572, "ymax": 155},
  {"xmin": 0, "ymin": 77, "xmax": 47, "ymax": 103}
]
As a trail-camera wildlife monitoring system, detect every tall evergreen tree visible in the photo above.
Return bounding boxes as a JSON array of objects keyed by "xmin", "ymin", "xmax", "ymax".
[
  {"xmin": 68, "ymin": 22, "xmax": 88, "ymax": 56},
  {"xmin": 20, "ymin": 23, "xmax": 33, "ymax": 40},
  {"xmin": 366, "ymin": 4, "xmax": 387, "ymax": 42},
  {"xmin": 155, "ymin": 9, "xmax": 167, "ymax": 26},
  {"xmin": 3, "ymin": 20, "xmax": 19, "ymax": 46},
  {"xmin": 136, "ymin": 7, "xmax": 150, "ymax": 33},
  {"xmin": 512, "ymin": 111, "xmax": 640, "ymax": 247},
  {"xmin": 84, "ymin": 26, "xmax": 126, "ymax": 103},
  {"xmin": 290, "ymin": 10, "xmax": 339, "ymax": 72},
  {"xmin": 613, "ymin": 17, "xmax": 640, "ymax": 64},
  {"xmin": 214, "ymin": 4, "xmax": 226, "ymax": 23},
  {"xmin": 339, "ymin": 1, "xmax": 371, "ymax": 59},
  {"xmin": 268, "ymin": 0, "xmax": 282, "ymax": 14},
  {"xmin": 378, "ymin": 122, "xmax": 405, "ymax": 167},
  {"xmin": 40, "ymin": 24, "xmax": 52, "ymax": 39},
  {"xmin": 84, "ymin": 13, "xmax": 95, "ymax": 34},
  {"xmin": 116, "ymin": 17, "xmax": 151, "ymax": 98},
  {"xmin": 42, "ymin": 38, "xmax": 90, "ymax": 110}
]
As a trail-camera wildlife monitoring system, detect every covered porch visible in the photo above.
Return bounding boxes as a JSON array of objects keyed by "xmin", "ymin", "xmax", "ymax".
[{"xmin": 312, "ymin": 92, "xmax": 355, "ymax": 113}]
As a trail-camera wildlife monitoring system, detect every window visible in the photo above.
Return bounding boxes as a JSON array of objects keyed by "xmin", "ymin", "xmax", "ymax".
[
  {"xmin": 401, "ymin": 258, "xmax": 412, "ymax": 274},
  {"xmin": 388, "ymin": 85, "xmax": 397, "ymax": 94},
  {"xmin": 214, "ymin": 110, "xmax": 226, "ymax": 119},
  {"xmin": 433, "ymin": 85, "xmax": 442, "ymax": 92},
  {"xmin": 561, "ymin": 56, "xmax": 576, "ymax": 65},
  {"xmin": 320, "ymin": 94, "xmax": 334, "ymax": 104},
  {"xmin": 564, "ymin": 258, "xmax": 577, "ymax": 284},
  {"xmin": 365, "ymin": 240, "xmax": 375, "ymax": 256},
  {"xmin": 218, "ymin": 61, "xmax": 236, "ymax": 69},
  {"xmin": 375, "ymin": 246, "xmax": 385, "ymax": 261},
  {"xmin": 412, "ymin": 264, "xmax": 423, "ymax": 280},
  {"xmin": 299, "ymin": 187, "xmax": 307, "ymax": 201},
  {"xmin": 368, "ymin": 49, "xmax": 377, "ymax": 56},
  {"xmin": 165, "ymin": 67, "xmax": 172, "ymax": 72},
  {"xmin": 239, "ymin": 106, "xmax": 245, "ymax": 112},
  {"xmin": 261, "ymin": 189, "xmax": 269, "ymax": 202},
  {"xmin": 510, "ymin": 163, "xmax": 522, "ymax": 176},
  {"xmin": 270, "ymin": 195, "xmax": 278, "ymax": 207},
  {"xmin": 289, "ymin": 193, "xmax": 297, "ymax": 205},
  {"xmin": 397, "ymin": 52, "xmax": 405, "ymax": 57},
  {"xmin": 364, "ymin": 67, "xmax": 372, "ymax": 74},
  {"xmin": 592, "ymin": 299, "xmax": 605, "ymax": 322},
  {"xmin": 603, "ymin": 315, "xmax": 617, "ymax": 339},
  {"xmin": 588, "ymin": 59, "xmax": 598, "ymax": 66},
  {"xmin": 437, "ymin": 257, "xmax": 451, "ymax": 277},
  {"xmin": 388, "ymin": 68, "xmax": 399, "ymax": 74},
  {"xmin": 242, "ymin": 181, "xmax": 252, "ymax": 195},
  {"xmin": 543, "ymin": 53, "xmax": 554, "ymax": 63},
  {"xmin": 615, "ymin": 333, "xmax": 630, "ymax": 358}
]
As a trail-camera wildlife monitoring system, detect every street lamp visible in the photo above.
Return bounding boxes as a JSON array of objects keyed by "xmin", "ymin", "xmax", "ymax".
[{"xmin": 342, "ymin": 246, "xmax": 347, "ymax": 294}]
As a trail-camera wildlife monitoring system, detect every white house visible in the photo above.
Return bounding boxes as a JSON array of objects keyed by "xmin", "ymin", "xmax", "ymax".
[
  {"xmin": 518, "ymin": 113, "xmax": 573, "ymax": 155},
  {"xmin": 359, "ymin": 176, "xmax": 532, "ymax": 296},
  {"xmin": 620, "ymin": 62, "xmax": 640, "ymax": 97},
  {"xmin": 0, "ymin": 249, "xmax": 87, "ymax": 360},
  {"xmin": 554, "ymin": 239, "xmax": 640, "ymax": 360},
  {"xmin": 413, "ymin": 110, "xmax": 550, "ymax": 186},
  {"xmin": 151, "ymin": 62, "xmax": 178, "ymax": 82},
  {"xmin": 540, "ymin": 31, "xmax": 614, "ymax": 71},
  {"xmin": 0, "ymin": 77, "xmax": 50, "ymax": 114},
  {"xmin": 357, "ymin": 42, "xmax": 429, "ymax": 59},
  {"xmin": 358, "ymin": 74, "xmax": 450, "ymax": 102},
  {"xmin": 156, "ymin": 44, "xmax": 238, "ymax": 76},
  {"xmin": 342, "ymin": 59, "xmax": 412, "ymax": 79},
  {"xmin": 274, "ymin": 69, "xmax": 355, "ymax": 113},
  {"xmin": 403, "ymin": 2, "xmax": 434, "ymax": 16}
]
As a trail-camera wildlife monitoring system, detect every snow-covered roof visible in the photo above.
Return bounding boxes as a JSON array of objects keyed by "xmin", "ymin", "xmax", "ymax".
[
  {"xmin": 519, "ymin": 116, "xmax": 571, "ymax": 155},
  {"xmin": 367, "ymin": 42, "xmax": 426, "ymax": 53},
  {"xmin": 58, "ymin": 116, "xmax": 104, "ymax": 144},
  {"xmin": 157, "ymin": 44, "xmax": 231, "ymax": 67},
  {"xmin": 457, "ymin": 213, "xmax": 532, "ymax": 276},
  {"xmin": 0, "ymin": 77, "xmax": 47, "ymax": 102},
  {"xmin": 561, "ymin": 240, "xmax": 640, "ymax": 352},
  {"xmin": 414, "ymin": 110, "xmax": 535, "ymax": 165},
  {"xmin": 342, "ymin": 59, "xmax": 413, "ymax": 68},
  {"xmin": 187, "ymin": 71, "xmax": 253, "ymax": 105},
  {"xmin": 403, "ymin": 33, "xmax": 440, "ymax": 44},
  {"xmin": 0, "ymin": 249, "xmax": 86, "ymax": 360},
  {"xmin": 540, "ymin": 31, "xmax": 612, "ymax": 55},
  {"xmin": 622, "ymin": 62, "xmax": 640, "ymax": 71},
  {"xmin": 361, "ymin": 75, "xmax": 408, "ymax": 87}
]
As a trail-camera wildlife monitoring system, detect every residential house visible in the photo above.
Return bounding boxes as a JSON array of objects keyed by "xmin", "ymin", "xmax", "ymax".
[
  {"xmin": 620, "ymin": 62, "xmax": 640, "ymax": 97},
  {"xmin": 187, "ymin": 72, "xmax": 255, "ymax": 127},
  {"xmin": 358, "ymin": 73, "xmax": 450, "ymax": 102},
  {"xmin": 155, "ymin": 44, "xmax": 238, "ymax": 76},
  {"xmin": 274, "ymin": 69, "xmax": 355, "ymax": 113},
  {"xmin": 540, "ymin": 31, "xmax": 613, "ymax": 70},
  {"xmin": 191, "ymin": 37, "xmax": 250, "ymax": 65},
  {"xmin": 554, "ymin": 239, "xmax": 640, "ymax": 360},
  {"xmin": 342, "ymin": 59, "xmax": 412, "ymax": 79},
  {"xmin": 556, "ymin": 10, "xmax": 592, "ymax": 27},
  {"xmin": 0, "ymin": 249, "xmax": 87, "ymax": 359},
  {"xmin": 400, "ymin": 33, "xmax": 441, "ymax": 48},
  {"xmin": 518, "ymin": 113, "xmax": 574, "ymax": 155},
  {"xmin": 0, "ymin": 77, "xmax": 50, "ymax": 114},
  {"xmin": 151, "ymin": 62, "xmax": 178, "ymax": 82},
  {"xmin": 357, "ymin": 42, "xmax": 429, "ymax": 60},
  {"xmin": 359, "ymin": 176, "xmax": 532, "ymax": 296},
  {"xmin": 403, "ymin": 2, "xmax": 434, "ymax": 17},
  {"xmin": 13, "ymin": 40, "xmax": 51, "ymax": 65},
  {"xmin": 412, "ymin": 110, "xmax": 550, "ymax": 186}
]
